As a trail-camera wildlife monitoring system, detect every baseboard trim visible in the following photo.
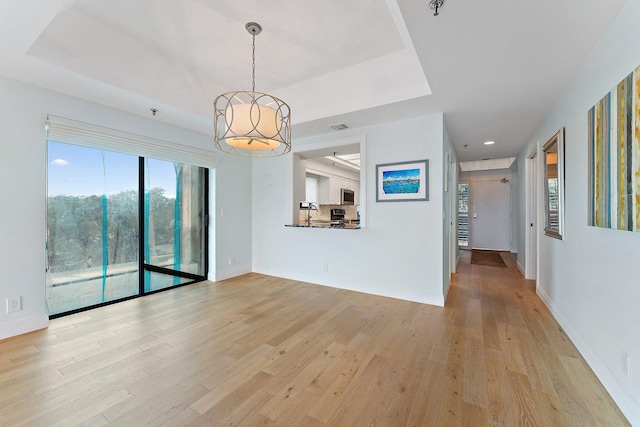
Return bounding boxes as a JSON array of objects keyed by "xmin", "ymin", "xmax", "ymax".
[
  {"xmin": 253, "ymin": 266, "xmax": 445, "ymax": 307},
  {"xmin": 443, "ymin": 274, "xmax": 452, "ymax": 305},
  {"xmin": 0, "ymin": 314, "xmax": 49, "ymax": 341},
  {"xmin": 214, "ymin": 265, "xmax": 252, "ymax": 282},
  {"xmin": 516, "ymin": 259, "xmax": 525, "ymax": 277},
  {"xmin": 537, "ymin": 286, "xmax": 640, "ymax": 426}
]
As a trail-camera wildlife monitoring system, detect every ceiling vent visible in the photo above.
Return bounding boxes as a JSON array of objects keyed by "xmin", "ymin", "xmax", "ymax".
[{"xmin": 329, "ymin": 123, "xmax": 349, "ymax": 131}]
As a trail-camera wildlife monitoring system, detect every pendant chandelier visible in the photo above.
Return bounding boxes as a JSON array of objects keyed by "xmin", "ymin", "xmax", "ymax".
[{"xmin": 214, "ymin": 22, "xmax": 292, "ymax": 157}]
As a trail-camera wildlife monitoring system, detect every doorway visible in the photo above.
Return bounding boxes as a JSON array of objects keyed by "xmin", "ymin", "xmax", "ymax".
[{"xmin": 470, "ymin": 178, "xmax": 511, "ymax": 251}]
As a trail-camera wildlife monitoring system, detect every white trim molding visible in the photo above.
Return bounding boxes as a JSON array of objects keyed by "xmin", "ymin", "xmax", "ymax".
[
  {"xmin": 537, "ymin": 285, "xmax": 640, "ymax": 426},
  {"xmin": 0, "ymin": 315, "xmax": 49, "ymax": 341},
  {"xmin": 214, "ymin": 266, "xmax": 252, "ymax": 282}
]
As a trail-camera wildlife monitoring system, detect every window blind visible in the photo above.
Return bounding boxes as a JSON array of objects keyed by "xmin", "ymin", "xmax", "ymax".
[
  {"xmin": 305, "ymin": 176, "xmax": 318, "ymax": 203},
  {"xmin": 46, "ymin": 115, "xmax": 217, "ymax": 168}
]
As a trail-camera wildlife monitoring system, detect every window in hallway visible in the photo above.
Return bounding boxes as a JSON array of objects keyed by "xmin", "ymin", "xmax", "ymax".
[{"xmin": 458, "ymin": 183, "xmax": 469, "ymax": 247}]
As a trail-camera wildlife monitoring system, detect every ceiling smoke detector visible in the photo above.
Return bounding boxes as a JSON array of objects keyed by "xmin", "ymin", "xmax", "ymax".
[{"xmin": 329, "ymin": 123, "xmax": 349, "ymax": 131}]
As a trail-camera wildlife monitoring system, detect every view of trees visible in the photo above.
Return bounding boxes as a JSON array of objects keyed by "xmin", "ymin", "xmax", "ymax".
[
  {"xmin": 548, "ymin": 178, "xmax": 558, "ymax": 211},
  {"xmin": 47, "ymin": 188, "xmax": 176, "ymax": 273},
  {"xmin": 458, "ymin": 183, "xmax": 469, "ymax": 212},
  {"xmin": 457, "ymin": 183, "xmax": 470, "ymax": 246}
]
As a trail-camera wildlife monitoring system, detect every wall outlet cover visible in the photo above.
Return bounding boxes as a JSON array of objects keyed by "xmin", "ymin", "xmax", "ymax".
[{"xmin": 6, "ymin": 297, "xmax": 21, "ymax": 313}]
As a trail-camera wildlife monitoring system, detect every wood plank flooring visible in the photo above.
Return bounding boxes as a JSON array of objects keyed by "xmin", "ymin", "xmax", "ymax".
[{"xmin": 0, "ymin": 251, "xmax": 630, "ymax": 426}]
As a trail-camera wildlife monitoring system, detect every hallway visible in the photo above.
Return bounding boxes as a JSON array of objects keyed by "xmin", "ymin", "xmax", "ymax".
[
  {"xmin": 0, "ymin": 252, "xmax": 630, "ymax": 425},
  {"xmin": 450, "ymin": 251, "xmax": 628, "ymax": 425}
]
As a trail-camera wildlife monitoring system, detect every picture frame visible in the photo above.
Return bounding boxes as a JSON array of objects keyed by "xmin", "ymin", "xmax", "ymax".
[
  {"xmin": 444, "ymin": 152, "xmax": 449, "ymax": 192},
  {"xmin": 376, "ymin": 159, "xmax": 429, "ymax": 202},
  {"xmin": 587, "ymin": 64, "xmax": 640, "ymax": 232}
]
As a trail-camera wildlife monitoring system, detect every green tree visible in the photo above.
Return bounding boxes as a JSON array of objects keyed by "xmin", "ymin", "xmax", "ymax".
[{"xmin": 47, "ymin": 188, "xmax": 174, "ymax": 273}]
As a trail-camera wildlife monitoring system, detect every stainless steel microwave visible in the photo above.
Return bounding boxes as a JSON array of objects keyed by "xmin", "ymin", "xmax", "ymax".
[{"xmin": 341, "ymin": 188, "xmax": 355, "ymax": 205}]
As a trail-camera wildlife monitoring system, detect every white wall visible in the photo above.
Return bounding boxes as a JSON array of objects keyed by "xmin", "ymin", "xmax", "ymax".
[
  {"xmin": 442, "ymin": 124, "xmax": 458, "ymax": 299},
  {"xmin": 252, "ymin": 114, "xmax": 446, "ymax": 305},
  {"xmin": 517, "ymin": 0, "xmax": 640, "ymax": 422},
  {"xmin": 212, "ymin": 153, "xmax": 252, "ymax": 281},
  {"xmin": 0, "ymin": 76, "xmax": 251, "ymax": 339}
]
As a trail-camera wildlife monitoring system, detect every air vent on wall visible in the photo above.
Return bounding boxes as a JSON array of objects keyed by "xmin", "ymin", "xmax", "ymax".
[{"xmin": 329, "ymin": 123, "xmax": 349, "ymax": 131}]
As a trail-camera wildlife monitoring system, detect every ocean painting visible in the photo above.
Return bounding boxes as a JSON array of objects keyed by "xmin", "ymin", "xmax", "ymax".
[
  {"xmin": 376, "ymin": 159, "xmax": 428, "ymax": 202},
  {"xmin": 382, "ymin": 169, "xmax": 420, "ymax": 194}
]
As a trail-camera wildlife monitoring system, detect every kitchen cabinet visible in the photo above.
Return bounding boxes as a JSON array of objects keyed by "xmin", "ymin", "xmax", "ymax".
[
  {"xmin": 317, "ymin": 176, "xmax": 330, "ymax": 204},
  {"xmin": 329, "ymin": 178, "xmax": 342, "ymax": 204},
  {"xmin": 313, "ymin": 174, "xmax": 360, "ymax": 205}
]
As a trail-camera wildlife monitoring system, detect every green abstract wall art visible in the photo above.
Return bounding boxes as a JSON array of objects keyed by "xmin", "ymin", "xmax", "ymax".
[{"xmin": 588, "ymin": 64, "xmax": 640, "ymax": 231}]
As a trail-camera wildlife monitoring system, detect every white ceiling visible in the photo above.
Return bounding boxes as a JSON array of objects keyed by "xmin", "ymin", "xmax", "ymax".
[{"xmin": 0, "ymin": 0, "xmax": 629, "ymax": 162}]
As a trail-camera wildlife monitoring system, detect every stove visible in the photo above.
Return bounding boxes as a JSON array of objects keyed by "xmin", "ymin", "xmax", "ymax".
[{"xmin": 330, "ymin": 208, "xmax": 346, "ymax": 223}]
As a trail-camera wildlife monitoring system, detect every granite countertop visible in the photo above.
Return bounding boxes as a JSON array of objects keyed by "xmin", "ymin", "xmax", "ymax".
[{"xmin": 285, "ymin": 222, "xmax": 360, "ymax": 230}]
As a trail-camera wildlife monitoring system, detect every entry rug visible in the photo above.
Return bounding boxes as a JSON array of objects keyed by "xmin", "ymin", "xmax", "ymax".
[{"xmin": 471, "ymin": 250, "xmax": 507, "ymax": 268}]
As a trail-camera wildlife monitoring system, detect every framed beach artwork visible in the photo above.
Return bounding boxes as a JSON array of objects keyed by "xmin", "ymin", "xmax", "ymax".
[{"xmin": 376, "ymin": 159, "xmax": 429, "ymax": 202}]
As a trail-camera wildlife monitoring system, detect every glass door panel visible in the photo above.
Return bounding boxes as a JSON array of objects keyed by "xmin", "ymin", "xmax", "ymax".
[
  {"xmin": 144, "ymin": 159, "xmax": 206, "ymax": 292},
  {"xmin": 146, "ymin": 271, "xmax": 193, "ymax": 292},
  {"xmin": 46, "ymin": 142, "xmax": 139, "ymax": 315}
]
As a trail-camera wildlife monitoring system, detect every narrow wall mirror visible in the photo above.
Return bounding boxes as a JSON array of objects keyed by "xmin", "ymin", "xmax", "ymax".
[{"xmin": 543, "ymin": 129, "xmax": 564, "ymax": 239}]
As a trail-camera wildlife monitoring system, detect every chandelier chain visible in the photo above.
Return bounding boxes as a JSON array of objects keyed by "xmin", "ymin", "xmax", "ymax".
[{"xmin": 251, "ymin": 32, "xmax": 256, "ymax": 94}]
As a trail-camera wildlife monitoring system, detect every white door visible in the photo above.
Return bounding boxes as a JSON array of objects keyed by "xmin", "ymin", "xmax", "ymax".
[{"xmin": 471, "ymin": 180, "xmax": 511, "ymax": 250}]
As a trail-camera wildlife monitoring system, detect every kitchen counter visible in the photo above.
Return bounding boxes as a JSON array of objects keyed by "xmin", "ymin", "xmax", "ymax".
[{"xmin": 285, "ymin": 223, "xmax": 360, "ymax": 229}]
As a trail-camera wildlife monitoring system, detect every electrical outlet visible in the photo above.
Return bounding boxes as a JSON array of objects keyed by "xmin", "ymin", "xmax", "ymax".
[
  {"xmin": 623, "ymin": 351, "xmax": 632, "ymax": 379},
  {"xmin": 6, "ymin": 297, "xmax": 21, "ymax": 313},
  {"xmin": 323, "ymin": 263, "xmax": 329, "ymax": 272},
  {"xmin": 228, "ymin": 256, "xmax": 235, "ymax": 266}
]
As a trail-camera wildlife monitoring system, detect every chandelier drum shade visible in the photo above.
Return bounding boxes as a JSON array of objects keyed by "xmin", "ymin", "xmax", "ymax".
[{"xmin": 214, "ymin": 22, "xmax": 291, "ymax": 157}]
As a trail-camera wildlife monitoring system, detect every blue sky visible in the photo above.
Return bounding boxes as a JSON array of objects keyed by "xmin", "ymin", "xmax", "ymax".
[
  {"xmin": 48, "ymin": 142, "xmax": 177, "ymax": 198},
  {"xmin": 382, "ymin": 168, "xmax": 420, "ymax": 181}
]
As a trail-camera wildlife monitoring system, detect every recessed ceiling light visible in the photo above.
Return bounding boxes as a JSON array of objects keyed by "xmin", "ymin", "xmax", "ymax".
[{"xmin": 484, "ymin": 140, "xmax": 495, "ymax": 145}]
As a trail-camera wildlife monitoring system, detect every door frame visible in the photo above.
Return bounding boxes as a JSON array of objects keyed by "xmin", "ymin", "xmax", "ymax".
[
  {"xmin": 525, "ymin": 145, "xmax": 539, "ymax": 280},
  {"xmin": 449, "ymin": 155, "xmax": 458, "ymax": 273}
]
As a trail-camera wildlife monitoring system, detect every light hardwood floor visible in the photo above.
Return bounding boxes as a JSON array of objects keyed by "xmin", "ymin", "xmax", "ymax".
[{"xmin": 0, "ymin": 251, "xmax": 630, "ymax": 426}]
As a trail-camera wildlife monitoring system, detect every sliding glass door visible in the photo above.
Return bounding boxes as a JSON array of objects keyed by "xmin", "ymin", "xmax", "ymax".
[
  {"xmin": 46, "ymin": 143, "xmax": 140, "ymax": 314},
  {"xmin": 143, "ymin": 159, "xmax": 207, "ymax": 292},
  {"xmin": 46, "ymin": 142, "xmax": 208, "ymax": 316}
]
